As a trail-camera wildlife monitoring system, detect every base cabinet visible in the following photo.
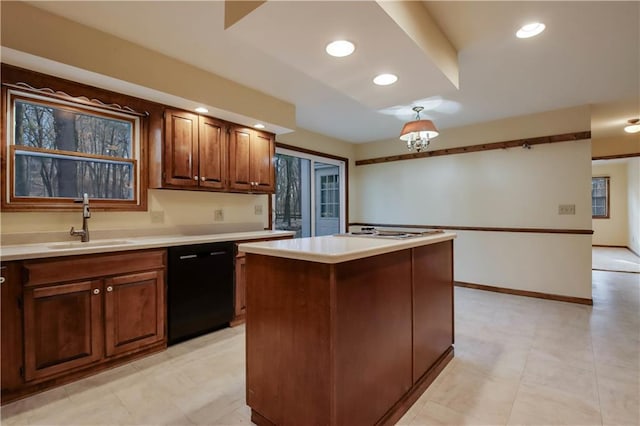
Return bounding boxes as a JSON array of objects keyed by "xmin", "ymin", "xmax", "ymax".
[
  {"xmin": 1, "ymin": 250, "xmax": 167, "ymax": 403},
  {"xmin": 23, "ymin": 279, "xmax": 103, "ymax": 382}
]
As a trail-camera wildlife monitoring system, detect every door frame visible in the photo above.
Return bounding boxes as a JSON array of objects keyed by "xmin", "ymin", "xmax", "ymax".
[{"xmin": 273, "ymin": 144, "xmax": 348, "ymax": 236}]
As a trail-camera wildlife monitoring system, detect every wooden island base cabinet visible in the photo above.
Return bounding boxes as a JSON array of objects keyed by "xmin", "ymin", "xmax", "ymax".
[{"xmin": 241, "ymin": 236, "xmax": 455, "ymax": 426}]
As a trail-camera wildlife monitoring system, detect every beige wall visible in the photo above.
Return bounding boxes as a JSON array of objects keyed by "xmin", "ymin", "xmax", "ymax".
[
  {"xmin": 0, "ymin": 2, "xmax": 358, "ymax": 238},
  {"xmin": 352, "ymin": 106, "xmax": 593, "ymax": 299},
  {"xmin": 592, "ymin": 161, "xmax": 629, "ymax": 246},
  {"xmin": 628, "ymin": 158, "xmax": 640, "ymax": 255},
  {"xmin": 1, "ymin": 190, "xmax": 270, "ymax": 236},
  {"xmin": 592, "ymin": 135, "xmax": 640, "ymax": 159}
]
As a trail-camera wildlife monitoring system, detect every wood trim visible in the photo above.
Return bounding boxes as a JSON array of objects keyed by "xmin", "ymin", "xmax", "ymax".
[
  {"xmin": 454, "ymin": 281, "xmax": 593, "ymax": 305},
  {"xmin": 275, "ymin": 142, "xmax": 349, "ymax": 163},
  {"xmin": 349, "ymin": 222, "xmax": 594, "ymax": 235},
  {"xmin": 356, "ymin": 131, "xmax": 591, "ymax": 166},
  {"xmin": 1, "ymin": 64, "xmax": 157, "ymax": 212},
  {"xmin": 592, "ymin": 152, "xmax": 640, "ymax": 160},
  {"xmin": 11, "ymin": 145, "xmax": 136, "ymax": 165},
  {"xmin": 592, "ymin": 268, "xmax": 639, "ymax": 274},
  {"xmin": 592, "ymin": 244, "xmax": 628, "ymax": 248}
]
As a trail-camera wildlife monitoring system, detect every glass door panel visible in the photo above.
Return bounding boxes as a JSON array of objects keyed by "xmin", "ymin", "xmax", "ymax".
[{"xmin": 274, "ymin": 154, "xmax": 311, "ymax": 237}]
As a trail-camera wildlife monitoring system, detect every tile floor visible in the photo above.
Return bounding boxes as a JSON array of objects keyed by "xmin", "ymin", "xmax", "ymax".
[
  {"xmin": 592, "ymin": 247, "xmax": 640, "ymax": 274},
  {"xmin": 1, "ymin": 270, "xmax": 638, "ymax": 425}
]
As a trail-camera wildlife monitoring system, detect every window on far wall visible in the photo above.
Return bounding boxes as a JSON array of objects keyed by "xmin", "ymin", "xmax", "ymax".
[
  {"xmin": 592, "ymin": 176, "xmax": 609, "ymax": 218},
  {"xmin": 4, "ymin": 88, "xmax": 143, "ymax": 210}
]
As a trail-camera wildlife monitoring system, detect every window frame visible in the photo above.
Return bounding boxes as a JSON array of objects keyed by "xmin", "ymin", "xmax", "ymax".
[
  {"xmin": 591, "ymin": 176, "xmax": 610, "ymax": 219},
  {"xmin": 2, "ymin": 84, "xmax": 147, "ymax": 212},
  {"xmin": 272, "ymin": 143, "xmax": 349, "ymax": 236}
]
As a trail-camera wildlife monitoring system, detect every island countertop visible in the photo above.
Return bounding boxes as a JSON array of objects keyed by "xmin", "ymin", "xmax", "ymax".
[{"xmin": 238, "ymin": 232, "xmax": 456, "ymax": 264}]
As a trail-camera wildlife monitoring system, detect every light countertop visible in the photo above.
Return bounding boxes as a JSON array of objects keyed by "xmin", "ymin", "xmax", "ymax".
[
  {"xmin": 238, "ymin": 232, "xmax": 456, "ymax": 264},
  {"xmin": 0, "ymin": 230, "xmax": 295, "ymax": 261}
]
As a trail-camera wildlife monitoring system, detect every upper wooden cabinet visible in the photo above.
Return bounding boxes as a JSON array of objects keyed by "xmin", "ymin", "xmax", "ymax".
[
  {"xmin": 228, "ymin": 126, "xmax": 275, "ymax": 193},
  {"xmin": 160, "ymin": 109, "xmax": 275, "ymax": 194},
  {"xmin": 164, "ymin": 109, "xmax": 226, "ymax": 189}
]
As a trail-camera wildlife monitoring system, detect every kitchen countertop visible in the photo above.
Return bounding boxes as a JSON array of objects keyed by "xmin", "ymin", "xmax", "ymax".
[
  {"xmin": 238, "ymin": 232, "xmax": 456, "ymax": 264},
  {"xmin": 0, "ymin": 230, "xmax": 296, "ymax": 261}
]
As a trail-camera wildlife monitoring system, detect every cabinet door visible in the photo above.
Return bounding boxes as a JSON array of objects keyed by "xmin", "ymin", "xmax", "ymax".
[
  {"xmin": 164, "ymin": 109, "xmax": 199, "ymax": 187},
  {"xmin": 104, "ymin": 270, "xmax": 165, "ymax": 357},
  {"xmin": 412, "ymin": 241, "xmax": 453, "ymax": 382},
  {"xmin": 23, "ymin": 280, "xmax": 103, "ymax": 382},
  {"xmin": 198, "ymin": 116, "xmax": 227, "ymax": 189},
  {"xmin": 1, "ymin": 263, "xmax": 24, "ymax": 391},
  {"xmin": 250, "ymin": 130, "xmax": 275, "ymax": 193},
  {"xmin": 234, "ymin": 253, "xmax": 247, "ymax": 320},
  {"xmin": 228, "ymin": 126, "xmax": 253, "ymax": 191}
]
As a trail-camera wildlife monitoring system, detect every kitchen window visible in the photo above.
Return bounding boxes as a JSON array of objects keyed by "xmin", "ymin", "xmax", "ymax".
[
  {"xmin": 3, "ymin": 87, "xmax": 143, "ymax": 210},
  {"xmin": 273, "ymin": 147, "xmax": 347, "ymax": 237},
  {"xmin": 592, "ymin": 176, "xmax": 609, "ymax": 218}
]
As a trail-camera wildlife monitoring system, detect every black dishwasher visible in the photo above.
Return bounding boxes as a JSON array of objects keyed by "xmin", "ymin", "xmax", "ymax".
[{"xmin": 168, "ymin": 242, "xmax": 234, "ymax": 345}]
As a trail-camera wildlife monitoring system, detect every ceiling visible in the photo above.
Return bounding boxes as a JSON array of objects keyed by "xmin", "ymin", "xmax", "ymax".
[{"xmin": 25, "ymin": 1, "xmax": 640, "ymax": 144}]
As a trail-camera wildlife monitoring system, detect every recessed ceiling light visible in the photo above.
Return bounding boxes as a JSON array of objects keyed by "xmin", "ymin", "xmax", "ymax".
[
  {"xmin": 254, "ymin": 123, "xmax": 266, "ymax": 129},
  {"xmin": 624, "ymin": 118, "xmax": 640, "ymax": 133},
  {"xmin": 195, "ymin": 107, "xmax": 208, "ymax": 113},
  {"xmin": 325, "ymin": 40, "xmax": 355, "ymax": 57},
  {"xmin": 516, "ymin": 22, "xmax": 546, "ymax": 39},
  {"xmin": 373, "ymin": 73, "xmax": 398, "ymax": 86}
]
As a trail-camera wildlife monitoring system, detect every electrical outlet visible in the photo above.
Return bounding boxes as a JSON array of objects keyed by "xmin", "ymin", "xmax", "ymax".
[
  {"xmin": 150, "ymin": 210, "xmax": 164, "ymax": 224},
  {"xmin": 558, "ymin": 204, "xmax": 576, "ymax": 215},
  {"xmin": 254, "ymin": 205, "xmax": 263, "ymax": 215},
  {"xmin": 214, "ymin": 209, "xmax": 224, "ymax": 221}
]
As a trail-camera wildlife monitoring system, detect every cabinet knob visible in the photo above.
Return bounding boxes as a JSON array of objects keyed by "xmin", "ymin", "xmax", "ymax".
[
  {"xmin": 106, "ymin": 286, "xmax": 113, "ymax": 292},
  {"xmin": 93, "ymin": 288, "xmax": 100, "ymax": 295},
  {"xmin": 0, "ymin": 277, "xmax": 5, "ymax": 285},
  {"xmin": 201, "ymin": 176, "xmax": 206, "ymax": 181},
  {"xmin": 193, "ymin": 176, "xmax": 199, "ymax": 181}
]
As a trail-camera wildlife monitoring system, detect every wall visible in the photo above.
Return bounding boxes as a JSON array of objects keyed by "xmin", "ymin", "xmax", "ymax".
[
  {"xmin": 628, "ymin": 158, "xmax": 640, "ymax": 255},
  {"xmin": 0, "ymin": 1, "xmax": 295, "ymax": 130},
  {"xmin": 0, "ymin": 2, "xmax": 355, "ymax": 239},
  {"xmin": 591, "ymin": 161, "xmax": 629, "ymax": 246},
  {"xmin": 353, "ymin": 106, "xmax": 593, "ymax": 299}
]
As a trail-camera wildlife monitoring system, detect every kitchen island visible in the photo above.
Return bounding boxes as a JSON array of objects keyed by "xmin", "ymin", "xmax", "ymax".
[{"xmin": 238, "ymin": 232, "xmax": 456, "ymax": 426}]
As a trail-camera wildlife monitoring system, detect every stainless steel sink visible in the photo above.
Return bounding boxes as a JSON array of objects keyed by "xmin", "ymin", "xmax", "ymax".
[{"xmin": 47, "ymin": 239, "xmax": 133, "ymax": 250}]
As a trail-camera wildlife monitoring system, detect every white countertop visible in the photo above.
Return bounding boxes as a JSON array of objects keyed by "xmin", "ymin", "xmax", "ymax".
[
  {"xmin": 0, "ymin": 230, "xmax": 295, "ymax": 261},
  {"xmin": 238, "ymin": 232, "xmax": 456, "ymax": 264}
]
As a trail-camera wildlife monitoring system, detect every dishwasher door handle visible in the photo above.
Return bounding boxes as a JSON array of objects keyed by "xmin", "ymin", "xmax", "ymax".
[
  {"xmin": 208, "ymin": 251, "xmax": 228, "ymax": 256},
  {"xmin": 179, "ymin": 254, "xmax": 198, "ymax": 260}
]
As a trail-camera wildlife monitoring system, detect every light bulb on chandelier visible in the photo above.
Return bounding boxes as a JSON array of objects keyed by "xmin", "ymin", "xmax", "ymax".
[{"xmin": 399, "ymin": 106, "xmax": 439, "ymax": 152}]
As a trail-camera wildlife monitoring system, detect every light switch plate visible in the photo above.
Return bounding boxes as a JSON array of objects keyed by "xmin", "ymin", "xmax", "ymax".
[
  {"xmin": 558, "ymin": 204, "xmax": 576, "ymax": 215},
  {"xmin": 254, "ymin": 205, "xmax": 263, "ymax": 215},
  {"xmin": 150, "ymin": 210, "xmax": 164, "ymax": 224},
  {"xmin": 214, "ymin": 209, "xmax": 224, "ymax": 221}
]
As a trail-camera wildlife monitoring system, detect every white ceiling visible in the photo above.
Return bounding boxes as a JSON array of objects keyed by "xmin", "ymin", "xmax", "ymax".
[{"xmin": 26, "ymin": 1, "xmax": 640, "ymax": 143}]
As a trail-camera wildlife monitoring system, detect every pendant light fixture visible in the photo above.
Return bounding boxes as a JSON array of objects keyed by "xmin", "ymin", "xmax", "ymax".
[
  {"xmin": 624, "ymin": 118, "xmax": 640, "ymax": 134},
  {"xmin": 399, "ymin": 106, "xmax": 439, "ymax": 152}
]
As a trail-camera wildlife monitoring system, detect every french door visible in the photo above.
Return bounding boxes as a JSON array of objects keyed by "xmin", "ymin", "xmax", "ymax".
[{"xmin": 273, "ymin": 148, "xmax": 346, "ymax": 237}]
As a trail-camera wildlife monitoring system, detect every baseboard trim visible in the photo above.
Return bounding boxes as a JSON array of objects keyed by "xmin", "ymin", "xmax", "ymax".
[
  {"xmin": 454, "ymin": 281, "xmax": 593, "ymax": 305},
  {"xmin": 592, "ymin": 268, "xmax": 639, "ymax": 274}
]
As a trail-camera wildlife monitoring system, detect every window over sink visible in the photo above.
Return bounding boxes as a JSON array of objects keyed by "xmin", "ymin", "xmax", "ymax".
[{"xmin": 3, "ymin": 85, "xmax": 144, "ymax": 210}]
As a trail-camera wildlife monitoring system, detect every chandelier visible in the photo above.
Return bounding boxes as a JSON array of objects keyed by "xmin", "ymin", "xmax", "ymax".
[{"xmin": 399, "ymin": 106, "xmax": 439, "ymax": 152}]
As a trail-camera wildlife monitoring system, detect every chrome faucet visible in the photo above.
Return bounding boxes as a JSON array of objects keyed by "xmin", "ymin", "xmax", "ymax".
[{"xmin": 70, "ymin": 193, "xmax": 91, "ymax": 242}]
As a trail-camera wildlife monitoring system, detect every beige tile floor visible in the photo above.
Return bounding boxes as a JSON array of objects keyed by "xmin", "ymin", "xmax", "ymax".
[
  {"xmin": 1, "ymin": 270, "xmax": 638, "ymax": 425},
  {"xmin": 592, "ymin": 247, "xmax": 640, "ymax": 274}
]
